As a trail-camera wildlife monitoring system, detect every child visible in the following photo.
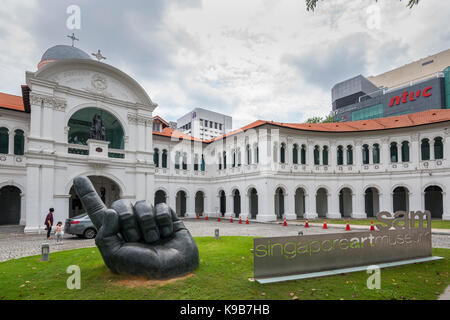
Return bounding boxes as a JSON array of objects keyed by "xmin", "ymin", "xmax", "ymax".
[{"xmin": 55, "ymin": 221, "xmax": 64, "ymax": 244}]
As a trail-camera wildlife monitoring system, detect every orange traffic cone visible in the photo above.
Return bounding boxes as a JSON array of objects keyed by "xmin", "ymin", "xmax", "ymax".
[
  {"xmin": 370, "ymin": 221, "xmax": 375, "ymax": 231},
  {"xmin": 230, "ymin": 216, "xmax": 233, "ymax": 223},
  {"xmin": 239, "ymin": 217, "xmax": 242, "ymax": 224},
  {"xmin": 305, "ymin": 219, "xmax": 309, "ymax": 228},
  {"xmin": 218, "ymin": 216, "xmax": 221, "ymax": 222},
  {"xmin": 246, "ymin": 216, "xmax": 249, "ymax": 224},
  {"xmin": 322, "ymin": 219, "xmax": 328, "ymax": 229},
  {"xmin": 345, "ymin": 220, "xmax": 351, "ymax": 231},
  {"xmin": 206, "ymin": 214, "xmax": 209, "ymax": 221},
  {"xmin": 197, "ymin": 215, "xmax": 199, "ymax": 220},
  {"xmin": 283, "ymin": 217, "xmax": 287, "ymax": 227}
]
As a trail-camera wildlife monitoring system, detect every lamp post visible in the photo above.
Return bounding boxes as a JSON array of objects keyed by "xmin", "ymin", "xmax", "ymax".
[
  {"xmin": 215, "ymin": 228, "xmax": 219, "ymax": 240},
  {"xmin": 41, "ymin": 243, "xmax": 50, "ymax": 261}
]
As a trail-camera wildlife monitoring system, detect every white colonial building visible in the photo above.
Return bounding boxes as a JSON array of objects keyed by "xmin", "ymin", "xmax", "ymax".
[{"xmin": 0, "ymin": 44, "xmax": 449, "ymax": 233}]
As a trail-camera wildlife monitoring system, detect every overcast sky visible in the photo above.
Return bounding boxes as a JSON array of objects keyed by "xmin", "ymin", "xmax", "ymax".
[{"xmin": 0, "ymin": 0, "xmax": 449, "ymax": 129}]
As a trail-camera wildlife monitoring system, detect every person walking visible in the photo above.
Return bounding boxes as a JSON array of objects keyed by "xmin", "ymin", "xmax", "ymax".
[{"xmin": 44, "ymin": 208, "xmax": 54, "ymax": 240}]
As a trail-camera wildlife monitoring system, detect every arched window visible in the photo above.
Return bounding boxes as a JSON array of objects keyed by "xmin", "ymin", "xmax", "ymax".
[
  {"xmin": 201, "ymin": 154, "xmax": 205, "ymax": 171},
  {"xmin": 247, "ymin": 144, "xmax": 252, "ymax": 165},
  {"xmin": 14, "ymin": 129, "xmax": 24, "ymax": 156},
  {"xmin": 390, "ymin": 142, "xmax": 398, "ymax": 163},
  {"xmin": 182, "ymin": 152, "xmax": 187, "ymax": 170},
  {"xmin": 346, "ymin": 145, "xmax": 353, "ymax": 165},
  {"xmin": 421, "ymin": 139, "xmax": 430, "ymax": 161},
  {"xmin": 293, "ymin": 144, "xmax": 299, "ymax": 164},
  {"xmin": 0, "ymin": 127, "xmax": 8, "ymax": 154},
  {"xmin": 301, "ymin": 145, "xmax": 306, "ymax": 164},
  {"xmin": 362, "ymin": 144, "xmax": 369, "ymax": 164},
  {"xmin": 256, "ymin": 146, "xmax": 259, "ymax": 163},
  {"xmin": 162, "ymin": 149, "xmax": 168, "ymax": 168},
  {"xmin": 68, "ymin": 107, "xmax": 125, "ymax": 150},
  {"xmin": 280, "ymin": 143, "xmax": 286, "ymax": 163},
  {"xmin": 223, "ymin": 151, "xmax": 227, "ymax": 169},
  {"xmin": 232, "ymin": 150, "xmax": 236, "ymax": 167},
  {"xmin": 434, "ymin": 137, "xmax": 443, "ymax": 160},
  {"xmin": 153, "ymin": 148, "xmax": 159, "ymax": 167},
  {"xmin": 237, "ymin": 149, "xmax": 241, "ymax": 166},
  {"xmin": 194, "ymin": 154, "xmax": 199, "ymax": 171},
  {"xmin": 175, "ymin": 151, "xmax": 180, "ymax": 169},
  {"xmin": 337, "ymin": 145, "xmax": 343, "ymax": 165},
  {"xmin": 373, "ymin": 144, "xmax": 380, "ymax": 164},
  {"xmin": 322, "ymin": 146, "xmax": 329, "ymax": 165},
  {"xmin": 218, "ymin": 153, "xmax": 222, "ymax": 170},
  {"xmin": 401, "ymin": 141, "xmax": 409, "ymax": 162},
  {"xmin": 314, "ymin": 145, "xmax": 320, "ymax": 165}
]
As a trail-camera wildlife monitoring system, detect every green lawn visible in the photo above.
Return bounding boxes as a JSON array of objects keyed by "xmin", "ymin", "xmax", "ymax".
[
  {"xmin": 298, "ymin": 219, "xmax": 450, "ymax": 229},
  {"xmin": 0, "ymin": 237, "xmax": 448, "ymax": 300}
]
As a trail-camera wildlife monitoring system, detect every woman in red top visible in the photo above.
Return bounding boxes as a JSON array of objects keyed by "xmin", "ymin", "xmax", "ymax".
[{"xmin": 44, "ymin": 208, "xmax": 54, "ymax": 240}]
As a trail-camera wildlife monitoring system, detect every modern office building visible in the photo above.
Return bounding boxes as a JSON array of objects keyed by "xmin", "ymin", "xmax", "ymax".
[
  {"xmin": 177, "ymin": 107, "xmax": 232, "ymax": 140},
  {"xmin": 332, "ymin": 49, "xmax": 450, "ymax": 122}
]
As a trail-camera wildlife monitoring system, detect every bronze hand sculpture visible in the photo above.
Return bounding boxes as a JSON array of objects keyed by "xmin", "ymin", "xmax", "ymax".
[{"xmin": 73, "ymin": 176, "xmax": 199, "ymax": 279}]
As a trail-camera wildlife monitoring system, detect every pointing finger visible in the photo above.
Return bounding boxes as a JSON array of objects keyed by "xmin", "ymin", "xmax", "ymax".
[{"xmin": 73, "ymin": 176, "xmax": 106, "ymax": 229}]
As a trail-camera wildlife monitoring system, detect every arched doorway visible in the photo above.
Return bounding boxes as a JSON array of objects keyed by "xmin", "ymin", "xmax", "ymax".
[
  {"xmin": 295, "ymin": 188, "xmax": 306, "ymax": 218},
  {"xmin": 316, "ymin": 188, "xmax": 328, "ymax": 218},
  {"xmin": 219, "ymin": 190, "xmax": 226, "ymax": 216},
  {"xmin": 176, "ymin": 190, "xmax": 187, "ymax": 217},
  {"xmin": 248, "ymin": 188, "xmax": 258, "ymax": 219},
  {"xmin": 195, "ymin": 191, "xmax": 205, "ymax": 216},
  {"xmin": 0, "ymin": 186, "xmax": 21, "ymax": 225},
  {"xmin": 155, "ymin": 190, "xmax": 167, "ymax": 205},
  {"xmin": 274, "ymin": 187, "xmax": 285, "ymax": 219},
  {"xmin": 69, "ymin": 176, "xmax": 120, "ymax": 218},
  {"xmin": 424, "ymin": 186, "xmax": 443, "ymax": 219},
  {"xmin": 365, "ymin": 187, "xmax": 380, "ymax": 218},
  {"xmin": 233, "ymin": 189, "xmax": 241, "ymax": 218},
  {"xmin": 339, "ymin": 188, "xmax": 353, "ymax": 218},
  {"xmin": 393, "ymin": 186, "xmax": 409, "ymax": 213}
]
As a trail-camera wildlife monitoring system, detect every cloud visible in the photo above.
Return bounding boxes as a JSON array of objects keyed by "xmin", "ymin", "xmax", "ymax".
[{"xmin": 281, "ymin": 32, "xmax": 371, "ymax": 91}]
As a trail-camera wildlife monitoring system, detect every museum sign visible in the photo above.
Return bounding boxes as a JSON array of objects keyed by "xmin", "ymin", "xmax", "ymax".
[{"xmin": 253, "ymin": 211, "xmax": 438, "ymax": 282}]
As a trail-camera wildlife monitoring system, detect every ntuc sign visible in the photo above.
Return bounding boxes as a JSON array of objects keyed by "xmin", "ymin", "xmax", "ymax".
[
  {"xmin": 253, "ymin": 211, "xmax": 439, "ymax": 282},
  {"xmin": 389, "ymin": 86, "xmax": 432, "ymax": 107}
]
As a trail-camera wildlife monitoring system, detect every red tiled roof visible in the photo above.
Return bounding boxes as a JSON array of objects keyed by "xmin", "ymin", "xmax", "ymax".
[
  {"xmin": 211, "ymin": 109, "xmax": 450, "ymax": 142},
  {"xmin": 0, "ymin": 92, "xmax": 25, "ymax": 112},
  {"xmin": 153, "ymin": 115, "xmax": 169, "ymax": 127},
  {"xmin": 153, "ymin": 126, "xmax": 204, "ymax": 142},
  {"xmin": 152, "ymin": 109, "xmax": 450, "ymax": 144}
]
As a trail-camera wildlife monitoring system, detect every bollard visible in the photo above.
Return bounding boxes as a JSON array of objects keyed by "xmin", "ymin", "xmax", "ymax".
[
  {"xmin": 41, "ymin": 243, "xmax": 50, "ymax": 261},
  {"xmin": 215, "ymin": 228, "xmax": 219, "ymax": 240}
]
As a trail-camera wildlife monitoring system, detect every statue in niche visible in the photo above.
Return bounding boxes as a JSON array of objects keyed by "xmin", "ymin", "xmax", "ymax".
[
  {"xmin": 73, "ymin": 176, "xmax": 200, "ymax": 279},
  {"xmin": 90, "ymin": 114, "xmax": 106, "ymax": 141}
]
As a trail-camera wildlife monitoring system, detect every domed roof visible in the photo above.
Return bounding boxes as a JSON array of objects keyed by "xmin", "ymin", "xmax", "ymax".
[{"xmin": 38, "ymin": 45, "xmax": 92, "ymax": 69}]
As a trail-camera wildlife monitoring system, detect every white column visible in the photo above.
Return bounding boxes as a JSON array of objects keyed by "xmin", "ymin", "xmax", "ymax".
[
  {"xmin": 304, "ymin": 192, "xmax": 318, "ymax": 219},
  {"xmin": 381, "ymin": 138, "xmax": 390, "ymax": 166},
  {"xmin": 223, "ymin": 193, "xmax": 232, "ymax": 218},
  {"xmin": 355, "ymin": 141, "xmax": 362, "ymax": 166},
  {"xmin": 327, "ymin": 191, "xmax": 341, "ymax": 218},
  {"xmin": 442, "ymin": 191, "xmax": 450, "ymax": 220},
  {"xmin": 8, "ymin": 131, "xmax": 14, "ymax": 154},
  {"xmin": 186, "ymin": 195, "xmax": 196, "ymax": 218},
  {"xmin": 352, "ymin": 192, "xmax": 367, "ymax": 218},
  {"xmin": 256, "ymin": 186, "xmax": 276, "ymax": 222},
  {"xmin": 284, "ymin": 192, "xmax": 296, "ymax": 220}
]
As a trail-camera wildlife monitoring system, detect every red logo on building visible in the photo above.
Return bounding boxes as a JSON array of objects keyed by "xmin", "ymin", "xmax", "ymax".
[{"xmin": 389, "ymin": 86, "xmax": 432, "ymax": 107}]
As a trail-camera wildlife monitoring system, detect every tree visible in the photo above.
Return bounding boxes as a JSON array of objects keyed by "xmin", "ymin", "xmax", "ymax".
[
  {"xmin": 305, "ymin": 115, "xmax": 337, "ymax": 123},
  {"xmin": 306, "ymin": 0, "xmax": 419, "ymax": 11}
]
